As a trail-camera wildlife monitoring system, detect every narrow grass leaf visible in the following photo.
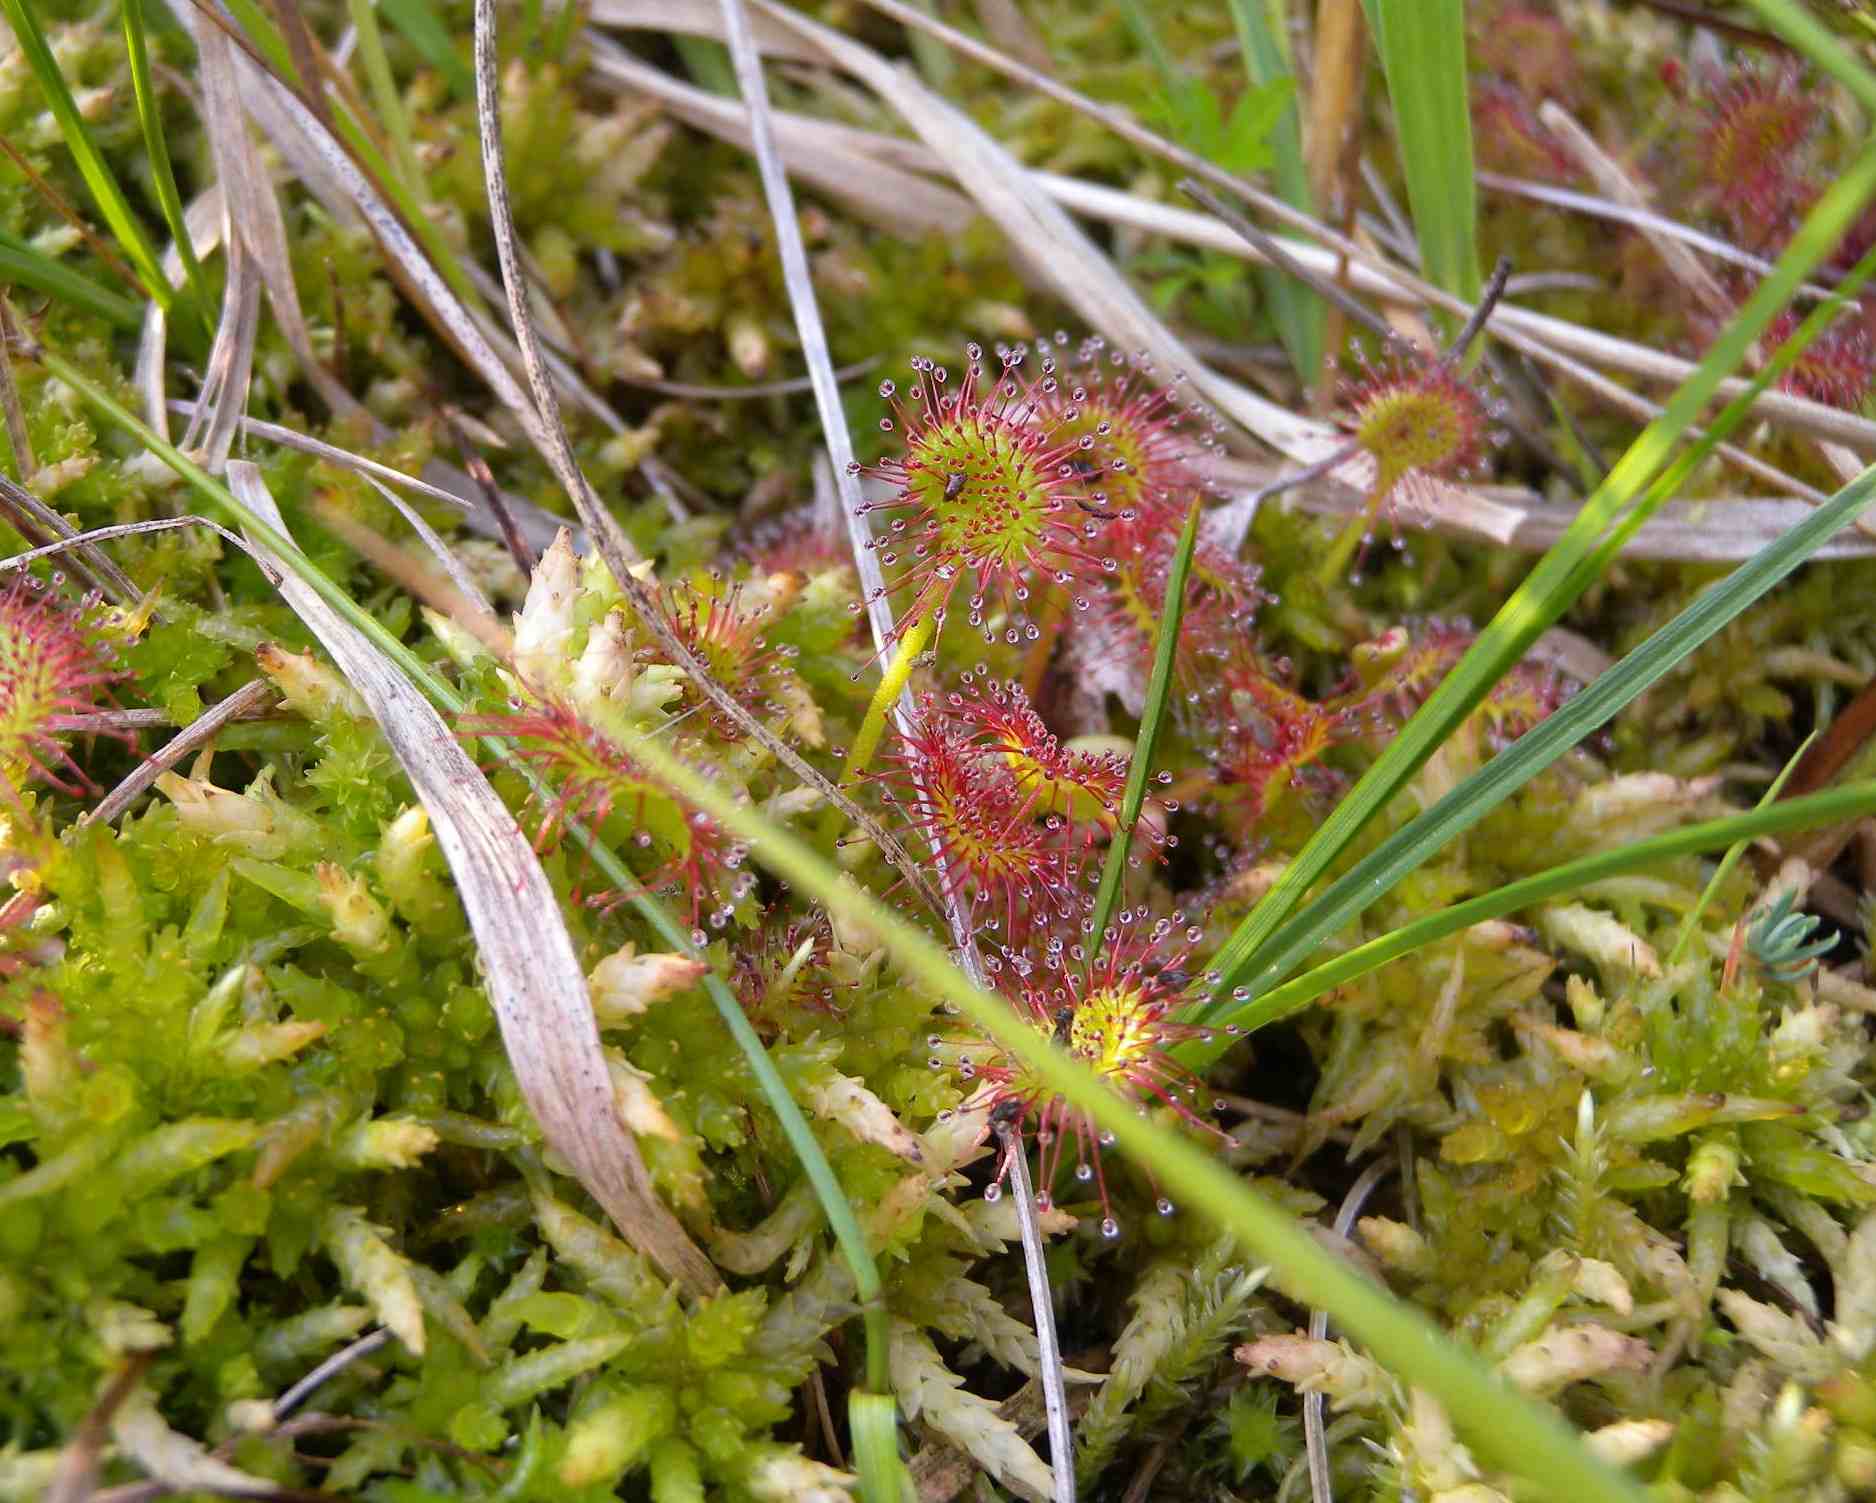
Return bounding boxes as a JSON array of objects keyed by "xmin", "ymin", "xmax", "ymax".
[
  {"xmin": 0, "ymin": 234, "xmax": 141, "ymax": 327},
  {"xmin": 0, "ymin": 0, "xmax": 174, "ymax": 308},
  {"xmin": 599, "ymin": 709, "xmax": 1648, "ymax": 1503},
  {"xmin": 348, "ymin": 0, "xmax": 427, "ymax": 193},
  {"xmin": 122, "ymin": 0, "xmax": 212, "ymax": 323},
  {"xmin": 1197, "ymin": 454, "xmax": 1876, "ymax": 1032},
  {"xmin": 380, "ymin": 0, "xmax": 475, "ymax": 98},
  {"xmin": 1191, "ymin": 780, "xmax": 1876, "ymax": 1054},
  {"xmin": 1090, "ymin": 500, "xmax": 1198, "ymax": 943},
  {"xmin": 1202, "ymin": 144, "xmax": 1876, "ymax": 1009},
  {"xmin": 1365, "ymin": 0, "xmax": 1480, "ymax": 312},
  {"xmin": 1225, "ymin": 0, "xmax": 1322, "ymax": 381}
]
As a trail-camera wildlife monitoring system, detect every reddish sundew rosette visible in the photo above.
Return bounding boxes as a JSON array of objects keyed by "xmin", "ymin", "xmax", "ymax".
[
  {"xmin": 873, "ymin": 704, "xmax": 1077, "ymax": 943},
  {"xmin": 460, "ymin": 696, "xmax": 755, "ymax": 935},
  {"xmin": 1694, "ymin": 59, "xmax": 1817, "ymax": 251},
  {"xmin": 0, "ymin": 576, "xmax": 126, "ymax": 796},
  {"xmin": 936, "ymin": 907, "xmax": 1226, "ymax": 1237},
  {"xmin": 874, "ymin": 677, "xmax": 1163, "ymax": 938},
  {"xmin": 1763, "ymin": 306, "xmax": 1876, "ymax": 411},
  {"xmin": 1205, "ymin": 648, "xmax": 1358, "ymax": 822},
  {"xmin": 934, "ymin": 677, "xmax": 1128, "ymax": 832},
  {"xmin": 733, "ymin": 916, "xmax": 844, "ymax": 1030},
  {"xmin": 850, "ymin": 343, "xmax": 1123, "ymax": 641},
  {"xmin": 1340, "ymin": 346, "xmax": 1492, "ymax": 529},
  {"xmin": 658, "ymin": 573, "xmax": 818, "ymax": 742},
  {"xmin": 1033, "ymin": 336, "xmax": 1214, "ymax": 525},
  {"xmin": 665, "ymin": 578, "xmax": 773, "ymax": 707},
  {"xmin": 1094, "ymin": 510, "xmax": 1264, "ymax": 688}
]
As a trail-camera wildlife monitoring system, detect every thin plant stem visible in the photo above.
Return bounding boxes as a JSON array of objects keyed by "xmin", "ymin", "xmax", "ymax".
[
  {"xmin": 844, "ymin": 606, "xmax": 936, "ymax": 783},
  {"xmin": 1666, "ymin": 734, "xmax": 1816, "ymax": 967},
  {"xmin": 1003, "ymin": 1124, "xmax": 1073, "ymax": 1503},
  {"xmin": 1307, "ymin": 1159, "xmax": 1395, "ymax": 1503}
]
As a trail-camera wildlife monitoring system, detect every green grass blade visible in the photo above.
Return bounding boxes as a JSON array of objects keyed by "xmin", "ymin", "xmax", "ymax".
[
  {"xmin": 348, "ymin": 0, "xmax": 427, "ymax": 196},
  {"xmin": 1194, "ymin": 454, "xmax": 1876, "ymax": 1035},
  {"xmin": 849, "ymin": 1392, "xmax": 910, "ymax": 1503},
  {"xmin": 0, "ymin": 233, "xmax": 142, "ymax": 328},
  {"xmin": 1747, "ymin": 0, "xmax": 1876, "ymax": 115},
  {"xmin": 122, "ymin": 0, "xmax": 212, "ymax": 324},
  {"xmin": 46, "ymin": 349, "xmax": 899, "ymax": 1434},
  {"xmin": 379, "ymin": 0, "xmax": 474, "ymax": 100},
  {"xmin": 673, "ymin": 35, "xmax": 737, "ymax": 94},
  {"xmin": 1366, "ymin": 0, "xmax": 1480, "ymax": 312},
  {"xmin": 600, "ymin": 690, "xmax": 1647, "ymax": 1503},
  {"xmin": 1196, "ymin": 780, "xmax": 1876, "ymax": 1046},
  {"xmin": 1203, "ymin": 232, "xmax": 1876, "ymax": 1018},
  {"xmin": 1226, "ymin": 0, "xmax": 1322, "ymax": 382},
  {"xmin": 1, "ymin": 0, "xmax": 174, "ymax": 309},
  {"xmin": 1090, "ymin": 500, "xmax": 1198, "ymax": 942},
  {"xmin": 1201, "ymin": 143, "xmax": 1876, "ymax": 1012},
  {"xmin": 1206, "ymin": 231, "xmax": 1876, "ymax": 1018}
]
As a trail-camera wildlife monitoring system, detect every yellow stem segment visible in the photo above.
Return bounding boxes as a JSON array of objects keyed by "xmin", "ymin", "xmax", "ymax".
[
  {"xmin": 1317, "ymin": 486, "xmax": 1386, "ymax": 584},
  {"xmin": 842, "ymin": 607, "xmax": 937, "ymax": 783}
]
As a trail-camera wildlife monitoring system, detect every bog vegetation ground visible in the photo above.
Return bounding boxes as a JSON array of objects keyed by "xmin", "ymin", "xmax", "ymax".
[{"xmin": 8, "ymin": 3, "xmax": 1876, "ymax": 1502}]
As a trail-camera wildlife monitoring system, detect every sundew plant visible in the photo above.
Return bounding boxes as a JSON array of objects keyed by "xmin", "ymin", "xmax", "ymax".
[{"xmin": 13, "ymin": 3, "xmax": 1876, "ymax": 1503}]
